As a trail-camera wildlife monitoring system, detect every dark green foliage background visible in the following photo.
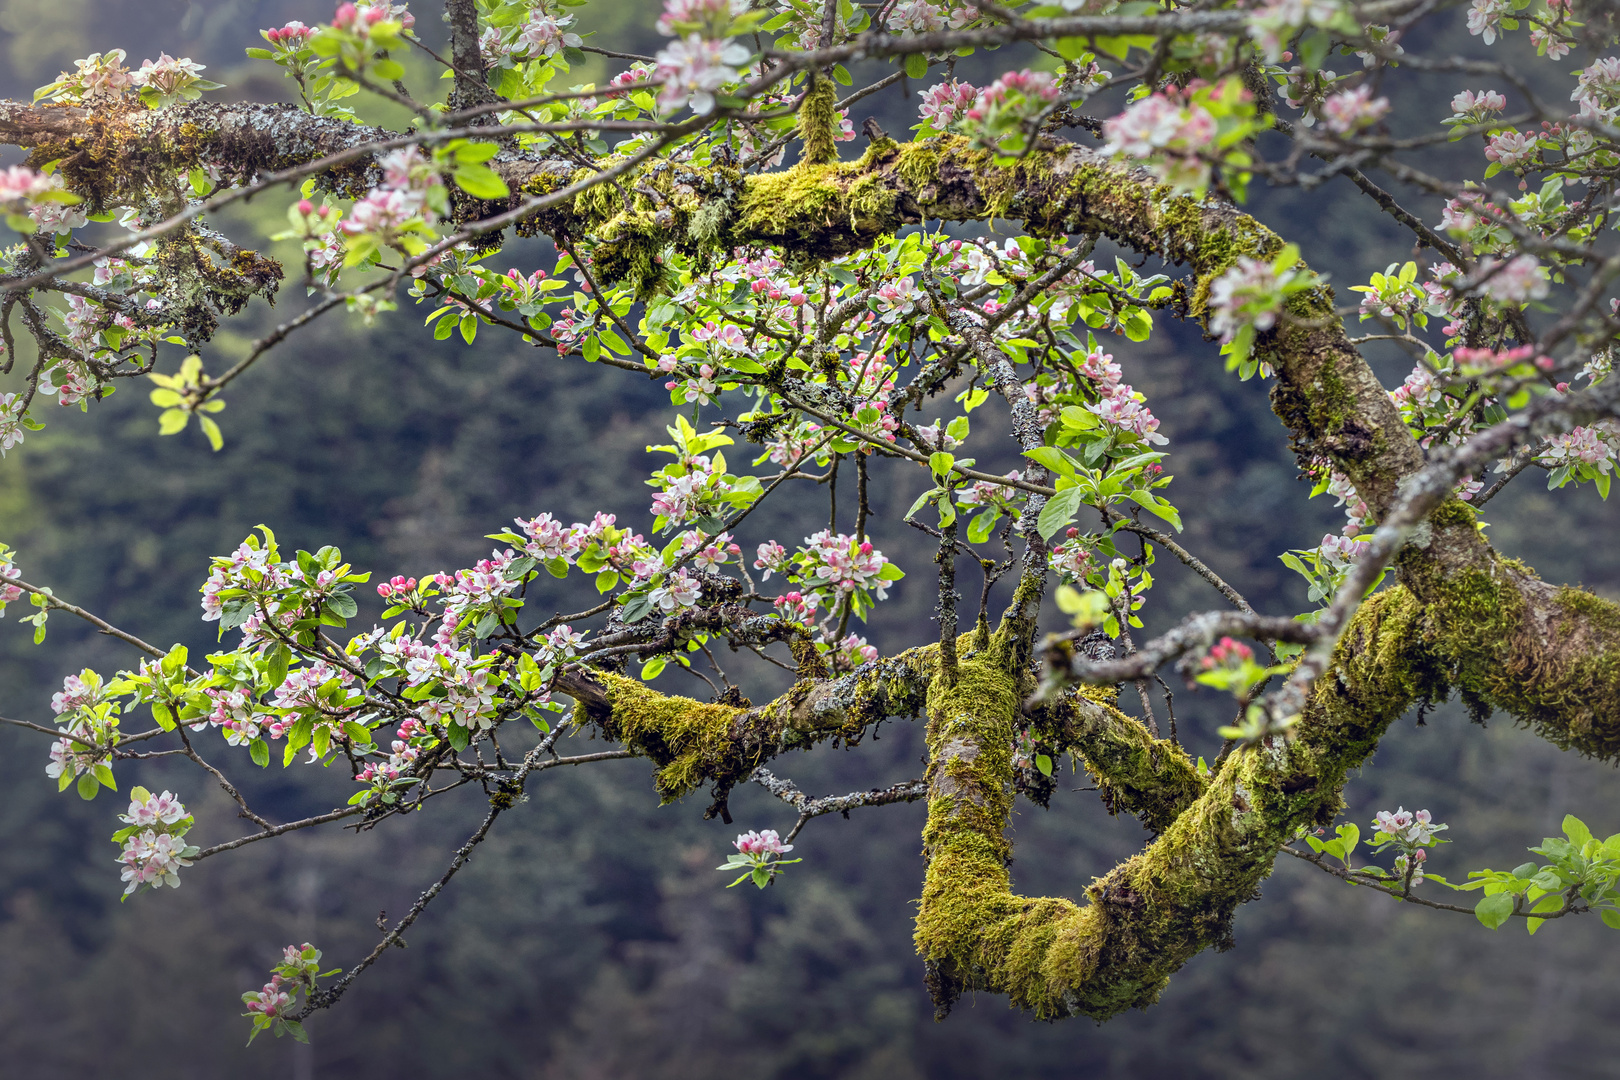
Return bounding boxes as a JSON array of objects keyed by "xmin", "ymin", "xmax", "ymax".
[{"xmin": 2, "ymin": 4, "xmax": 1620, "ymax": 1077}]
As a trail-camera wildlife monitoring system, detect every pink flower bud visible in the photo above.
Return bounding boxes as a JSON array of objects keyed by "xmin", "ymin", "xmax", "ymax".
[
  {"xmin": 298, "ymin": 199, "xmax": 314, "ymax": 214},
  {"xmin": 377, "ymin": 582, "xmax": 394, "ymax": 597},
  {"xmin": 334, "ymin": 2, "xmax": 358, "ymax": 28}
]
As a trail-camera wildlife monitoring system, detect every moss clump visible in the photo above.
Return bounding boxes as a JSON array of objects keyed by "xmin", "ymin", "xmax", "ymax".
[
  {"xmin": 734, "ymin": 157, "xmax": 903, "ymax": 257},
  {"xmin": 915, "ymin": 590, "xmax": 1448, "ymax": 1023},
  {"xmin": 594, "ymin": 671, "xmax": 762, "ymax": 802},
  {"xmin": 798, "ymin": 75, "xmax": 840, "ymax": 166},
  {"xmin": 1057, "ymin": 697, "xmax": 1207, "ymax": 833}
]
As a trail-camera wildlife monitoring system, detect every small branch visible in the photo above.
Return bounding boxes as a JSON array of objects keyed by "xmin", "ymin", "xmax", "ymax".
[
  {"xmin": 749, "ymin": 768, "xmax": 928, "ymax": 842},
  {"xmin": 1044, "ymin": 608, "xmax": 1321, "ymax": 689},
  {"xmin": 176, "ymin": 722, "xmax": 273, "ymax": 831},
  {"xmin": 10, "ymin": 578, "xmax": 172, "ymax": 662},
  {"xmin": 1281, "ymin": 845, "xmax": 1580, "ymax": 922},
  {"xmin": 194, "ymin": 806, "xmax": 363, "ymax": 860},
  {"xmin": 1102, "ymin": 511, "xmax": 1255, "ymax": 614}
]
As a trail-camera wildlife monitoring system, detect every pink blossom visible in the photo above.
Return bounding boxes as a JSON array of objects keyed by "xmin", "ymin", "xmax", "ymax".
[
  {"xmin": 888, "ymin": 0, "xmax": 947, "ymax": 35},
  {"xmin": 342, "ymin": 188, "xmax": 417, "ymax": 236},
  {"xmin": 1451, "ymin": 89, "xmax": 1506, "ymax": 118},
  {"xmin": 735, "ymin": 829, "xmax": 792, "ymax": 855},
  {"xmin": 515, "ymin": 12, "xmax": 582, "ymax": 58},
  {"xmin": 1484, "ymin": 129, "xmax": 1536, "ymax": 169},
  {"xmin": 1531, "ymin": 28, "xmax": 1571, "ymax": 61},
  {"xmin": 51, "ymin": 673, "xmax": 97, "ymax": 715},
  {"xmin": 650, "ymin": 568, "xmax": 702, "ymax": 611},
  {"xmin": 121, "ymin": 790, "xmax": 188, "ymax": 828},
  {"xmin": 1049, "ymin": 530, "xmax": 1093, "ymax": 580},
  {"xmin": 1477, "ymin": 254, "xmax": 1548, "ymax": 303},
  {"xmin": 657, "ymin": 0, "xmax": 748, "ymax": 36},
  {"xmin": 1201, "ymin": 636, "xmax": 1254, "ymax": 670},
  {"xmin": 1321, "ymin": 86, "xmax": 1389, "ymax": 134},
  {"xmin": 117, "ymin": 829, "xmax": 194, "ymax": 894},
  {"xmin": 1466, "ymin": 0, "xmax": 1510, "ymax": 45},
  {"xmin": 243, "ymin": 976, "xmax": 292, "ymax": 1018},
  {"xmin": 754, "ymin": 540, "xmax": 789, "ymax": 578},
  {"xmin": 263, "ymin": 21, "xmax": 315, "ymax": 47},
  {"xmin": 1572, "ymin": 57, "xmax": 1620, "ymax": 121},
  {"xmin": 919, "ymin": 79, "xmax": 979, "ymax": 127},
  {"xmin": 131, "ymin": 53, "xmax": 208, "ymax": 96},
  {"xmin": 654, "ymin": 34, "xmax": 749, "ymax": 115},
  {"xmin": 0, "ymin": 166, "xmax": 58, "ymax": 204}
]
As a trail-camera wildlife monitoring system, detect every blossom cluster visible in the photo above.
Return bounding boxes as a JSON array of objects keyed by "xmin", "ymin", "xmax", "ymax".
[
  {"xmin": 1102, "ymin": 90, "xmax": 1218, "ymax": 190},
  {"xmin": 342, "ymin": 145, "xmax": 443, "ymax": 254},
  {"xmin": 1369, "ymin": 806, "xmax": 1449, "ymax": 887},
  {"xmin": 653, "ymin": 0, "xmax": 751, "ymax": 114},
  {"xmin": 1078, "ymin": 347, "xmax": 1167, "ymax": 445},
  {"xmin": 718, "ymin": 827, "xmax": 800, "ymax": 888},
  {"xmin": 242, "ymin": 943, "xmax": 335, "ymax": 1044},
  {"xmin": 1049, "ymin": 528, "xmax": 1094, "ymax": 582},
  {"xmin": 114, "ymin": 788, "xmax": 198, "ymax": 897},
  {"xmin": 961, "ymin": 69, "xmax": 1064, "ymax": 158},
  {"xmin": 1207, "ymin": 245, "xmax": 1316, "ymax": 375}
]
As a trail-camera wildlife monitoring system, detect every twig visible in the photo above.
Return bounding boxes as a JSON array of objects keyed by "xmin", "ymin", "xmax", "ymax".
[{"xmin": 749, "ymin": 768, "xmax": 928, "ymax": 842}]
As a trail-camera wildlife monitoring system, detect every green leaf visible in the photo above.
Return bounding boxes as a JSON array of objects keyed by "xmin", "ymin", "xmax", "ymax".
[
  {"xmin": 1601, "ymin": 908, "xmax": 1620, "ymax": 930},
  {"xmin": 250, "ymin": 738, "xmax": 270, "ymax": 767},
  {"xmin": 198, "ymin": 414, "xmax": 224, "ymax": 452},
  {"xmin": 1475, "ymin": 891, "xmax": 1514, "ymax": 929},
  {"xmin": 1564, "ymin": 814, "xmax": 1593, "ymax": 848},
  {"xmin": 929, "ymin": 451, "xmax": 954, "ymax": 478},
  {"xmin": 1035, "ymin": 754, "xmax": 1053, "ymax": 777},
  {"xmin": 904, "ymin": 52, "xmax": 927, "ymax": 79},
  {"xmin": 1023, "ymin": 446, "xmax": 1075, "ymax": 475},
  {"xmin": 77, "ymin": 772, "xmax": 101, "ymax": 800},
  {"xmin": 641, "ymin": 656, "xmax": 667, "ymax": 680},
  {"xmin": 1124, "ymin": 489, "xmax": 1182, "ymax": 531},
  {"xmin": 454, "ymin": 164, "xmax": 511, "ymax": 200},
  {"xmin": 1036, "ymin": 487, "xmax": 1084, "ymax": 540}
]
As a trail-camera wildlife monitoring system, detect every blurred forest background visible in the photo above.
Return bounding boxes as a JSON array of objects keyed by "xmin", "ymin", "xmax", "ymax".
[{"xmin": 2, "ymin": 2, "xmax": 1619, "ymax": 1076}]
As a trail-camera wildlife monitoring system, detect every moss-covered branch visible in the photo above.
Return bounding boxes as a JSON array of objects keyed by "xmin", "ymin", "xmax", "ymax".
[
  {"xmin": 1029, "ymin": 688, "xmax": 1206, "ymax": 834},
  {"xmin": 552, "ymin": 644, "xmax": 936, "ymax": 805},
  {"xmin": 916, "ymin": 591, "xmax": 1433, "ymax": 1021}
]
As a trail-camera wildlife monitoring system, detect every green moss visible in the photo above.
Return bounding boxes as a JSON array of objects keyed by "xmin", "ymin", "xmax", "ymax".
[
  {"xmin": 798, "ymin": 75, "xmax": 839, "ymax": 166},
  {"xmin": 1051, "ymin": 695, "xmax": 1207, "ymax": 833},
  {"xmin": 913, "ymin": 591, "xmax": 1448, "ymax": 1023},
  {"xmin": 734, "ymin": 159, "xmax": 901, "ymax": 257},
  {"xmin": 893, "ymin": 142, "xmax": 940, "ymax": 188},
  {"xmin": 594, "ymin": 671, "xmax": 760, "ymax": 802}
]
